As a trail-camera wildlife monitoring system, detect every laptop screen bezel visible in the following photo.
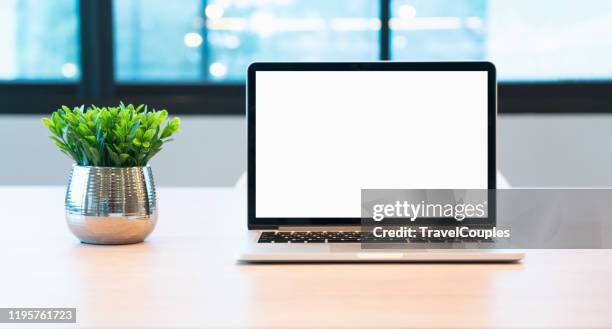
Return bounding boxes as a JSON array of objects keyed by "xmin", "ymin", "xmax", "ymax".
[{"xmin": 247, "ymin": 62, "xmax": 497, "ymax": 229}]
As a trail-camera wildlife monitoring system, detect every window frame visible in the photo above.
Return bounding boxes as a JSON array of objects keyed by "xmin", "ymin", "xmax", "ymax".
[{"xmin": 0, "ymin": 0, "xmax": 611, "ymax": 115}]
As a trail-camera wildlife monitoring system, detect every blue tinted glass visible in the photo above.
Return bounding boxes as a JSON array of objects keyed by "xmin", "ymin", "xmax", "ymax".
[
  {"xmin": 0, "ymin": 0, "xmax": 80, "ymax": 81},
  {"xmin": 114, "ymin": 0, "xmax": 379, "ymax": 81},
  {"xmin": 391, "ymin": 0, "xmax": 486, "ymax": 61},
  {"xmin": 206, "ymin": 0, "xmax": 379, "ymax": 81},
  {"xmin": 114, "ymin": 0, "xmax": 203, "ymax": 81},
  {"xmin": 391, "ymin": 0, "xmax": 612, "ymax": 81}
]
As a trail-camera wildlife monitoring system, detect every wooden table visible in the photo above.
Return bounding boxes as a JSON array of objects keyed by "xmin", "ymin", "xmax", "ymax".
[{"xmin": 1, "ymin": 186, "xmax": 612, "ymax": 329}]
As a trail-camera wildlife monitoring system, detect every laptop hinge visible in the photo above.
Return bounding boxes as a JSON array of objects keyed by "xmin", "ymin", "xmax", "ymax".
[{"xmin": 248, "ymin": 224, "xmax": 279, "ymax": 230}]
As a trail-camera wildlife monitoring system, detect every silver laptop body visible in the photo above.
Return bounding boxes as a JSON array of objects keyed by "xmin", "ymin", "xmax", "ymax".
[{"xmin": 239, "ymin": 62, "xmax": 523, "ymax": 262}]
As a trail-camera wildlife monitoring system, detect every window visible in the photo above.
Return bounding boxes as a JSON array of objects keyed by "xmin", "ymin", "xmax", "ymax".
[
  {"xmin": 390, "ymin": 0, "xmax": 485, "ymax": 62},
  {"xmin": 206, "ymin": 0, "xmax": 379, "ymax": 81},
  {"xmin": 114, "ymin": 0, "xmax": 202, "ymax": 81},
  {"xmin": 1, "ymin": 0, "xmax": 612, "ymax": 114},
  {"xmin": 113, "ymin": 0, "xmax": 379, "ymax": 81},
  {"xmin": 486, "ymin": 0, "xmax": 612, "ymax": 81},
  {"xmin": 391, "ymin": 0, "xmax": 612, "ymax": 81},
  {"xmin": 0, "ymin": 0, "xmax": 80, "ymax": 81}
]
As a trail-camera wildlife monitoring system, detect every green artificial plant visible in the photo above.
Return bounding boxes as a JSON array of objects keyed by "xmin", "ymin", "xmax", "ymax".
[{"xmin": 42, "ymin": 103, "xmax": 180, "ymax": 167}]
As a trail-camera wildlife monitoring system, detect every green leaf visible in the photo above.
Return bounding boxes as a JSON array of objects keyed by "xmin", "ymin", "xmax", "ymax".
[
  {"xmin": 43, "ymin": 103, "xmax": 180, "ymax": 166},
  {"xmin": 136, "ymin": 127, "xmax": 145, "ymax": 139},
  {"xmin": 107, "ymin": 146, "xmax": 120, "ymax": 163},
  {"xmin": 129, "ymin": 121, "xmax": 140, "ymax": 138},
  {"xmin": 160, "ymin": 124, "xmax": 173, "ymax": 139},
  {"xmin": 51, "ymin": 112, "xmax": 62, "ymax": 131},
  {"xmin": 143, "ymin": 129, "xmax": 155, "ymax": 141},
  {"xmin": 42, "ymin": 118, "xmax": 54, "ymax": 129},
  {"xmin": 62, "ymin": 126, "xmax": 69, "ymax": 142},
  {"xmin": 54, "ymin": 140, "xmax": 69, "ymax": 151},
  {"xmin": 170, "ymin": 117, "xmax": 180, "ymax": 130},
  {"xmin": 78, "ymin": 123, "xmax": 89, "ymax": 136},
  {"xmin": 147, "ymin": 114, "xmax": 155, "ymax": 126},
  {"xmin": 49, "ymin": 135, "xmax": 64, "ymax": 145},
  {"xmin": 156, "ymin": 110, "xmax": 168, "ymax": 124}
]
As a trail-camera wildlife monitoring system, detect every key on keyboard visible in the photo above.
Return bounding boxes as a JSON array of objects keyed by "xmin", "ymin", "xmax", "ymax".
[
  {"xmin": 257, "ymin": 231, "xmax": 494, "ymax": 244},
  {"xmin": 258, "ymin": 231, "xmax": 363, "ymax": 243}
]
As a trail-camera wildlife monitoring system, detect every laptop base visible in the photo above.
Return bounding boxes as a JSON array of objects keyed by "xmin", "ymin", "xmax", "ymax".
[{"xmin": 238, "ymin": 231, "xmax": 524, "ymax": 263}]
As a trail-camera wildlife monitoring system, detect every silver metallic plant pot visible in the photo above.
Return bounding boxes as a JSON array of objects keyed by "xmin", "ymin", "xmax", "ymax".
[{"xmin": 65, "ymin": 165, "xmax": 158, "ymax": 245}]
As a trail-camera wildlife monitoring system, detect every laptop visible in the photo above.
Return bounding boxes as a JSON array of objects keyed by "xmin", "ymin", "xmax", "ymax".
[{"xmin": 239, "ymin": 61, "xmax": 524, "ymax": 262}]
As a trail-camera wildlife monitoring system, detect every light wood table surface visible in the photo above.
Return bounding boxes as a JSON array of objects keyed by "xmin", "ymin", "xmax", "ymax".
[{"xmin": 1, "ymin": 186, "xmax": 612, "ymax": 329}]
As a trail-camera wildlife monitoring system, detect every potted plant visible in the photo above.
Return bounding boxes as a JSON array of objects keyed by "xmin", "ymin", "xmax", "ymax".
[{"xmin": 42, "ymin": 103, "xmax": 180, "ymax": 244}]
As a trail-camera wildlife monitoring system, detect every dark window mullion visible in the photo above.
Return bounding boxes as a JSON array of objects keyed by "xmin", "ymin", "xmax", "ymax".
[
  {"xmin": 380, "ymin": 0, "xmax": 390, "ymax": 60},
  {"xmin": 200, "ymin": 0, "xmax": 210, "ymax": 80},
  {"xmin": 79, "ymin": 0, "xmax": 114, "ymax": 98}
]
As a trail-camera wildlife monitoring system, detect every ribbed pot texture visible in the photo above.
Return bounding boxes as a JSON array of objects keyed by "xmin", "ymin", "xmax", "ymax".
[{"xmin": 65, "ymin": 165, "xmax": 157, "ymax": 244}]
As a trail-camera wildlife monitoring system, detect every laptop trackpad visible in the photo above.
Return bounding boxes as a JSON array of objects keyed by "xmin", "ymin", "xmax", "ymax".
[{"xmin": 329, "ymin": 244, "xmax": 428, "ymax": 253}]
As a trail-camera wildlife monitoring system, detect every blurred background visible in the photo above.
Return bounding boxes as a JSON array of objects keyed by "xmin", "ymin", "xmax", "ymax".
[{"xmin": 1, "ymin": 0, "xmax": 612, "ymax": 186}]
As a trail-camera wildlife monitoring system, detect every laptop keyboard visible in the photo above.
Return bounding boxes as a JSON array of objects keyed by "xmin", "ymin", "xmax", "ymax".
[{"xmin": 257, "ymin": 231, "xmax": 494, "ymax": 244}]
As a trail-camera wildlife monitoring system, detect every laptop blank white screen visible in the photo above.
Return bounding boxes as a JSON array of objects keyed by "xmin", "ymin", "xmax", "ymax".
[{"xmin": 255, "ymin": 71, "xmax": 488, "ymax": 218}]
